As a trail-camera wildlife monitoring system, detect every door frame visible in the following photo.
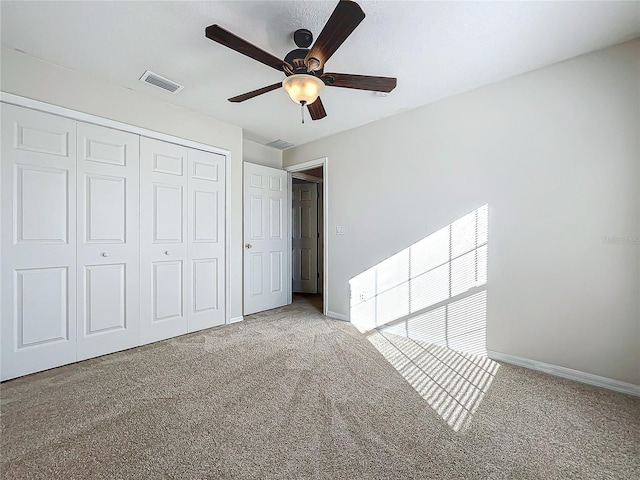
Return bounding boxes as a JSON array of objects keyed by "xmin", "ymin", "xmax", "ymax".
[
  {"xmin": 284, "ymin": 157, "xmax": 328, "ymax": 316},
  {"xmin": 1, "ymin": 92, "xmax": 233, "ymax": 326}
]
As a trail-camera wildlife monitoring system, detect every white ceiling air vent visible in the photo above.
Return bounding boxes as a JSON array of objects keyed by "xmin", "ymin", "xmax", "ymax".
[
  {"xmin": 266, "ymin": 139, "xmax": 295, "ymax": 150},
  {"xmin": 139, "ymin": 70, "xmax": 184, "ymax": 94}
]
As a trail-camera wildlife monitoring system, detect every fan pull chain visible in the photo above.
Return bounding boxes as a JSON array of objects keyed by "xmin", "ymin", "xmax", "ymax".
[{"xmin": 301, "ymin": 101, "xmax": 305, "ymax": 124}]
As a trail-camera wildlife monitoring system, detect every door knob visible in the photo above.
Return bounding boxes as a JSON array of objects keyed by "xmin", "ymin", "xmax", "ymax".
[
  {"xmin": 245, "ymin": 243, "xmax": 252, "ymax": 249},
  {"xmin": 101, "ymin": 252, "xmax": 110, "ymax": 257},
  {"xmin": 164, "ymin": 251, "xmax": 170, "ymax": 255}
]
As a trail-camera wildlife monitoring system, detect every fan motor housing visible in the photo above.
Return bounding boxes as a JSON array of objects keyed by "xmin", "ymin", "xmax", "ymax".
[{"xmin": 284, "ymin": 48, "xmax": 324, "ymax": 76}]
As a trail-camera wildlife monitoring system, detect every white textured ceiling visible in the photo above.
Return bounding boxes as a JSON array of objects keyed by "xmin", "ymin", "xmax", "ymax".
[{"xmin": 1, "ymin": 1, "xmax": 638, "ymax": 148}]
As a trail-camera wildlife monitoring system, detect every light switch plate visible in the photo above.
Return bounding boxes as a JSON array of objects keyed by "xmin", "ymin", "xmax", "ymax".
[{"xmin": 336, "ymin": 225, "xmax": 345, "ymax": 235}]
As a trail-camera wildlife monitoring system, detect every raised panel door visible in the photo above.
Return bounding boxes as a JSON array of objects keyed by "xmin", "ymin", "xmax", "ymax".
[
  {"xmin": 140, "ymin": 137, "xmax": 188, "ymax": 344},
  {"xmin": 1, "ymin": 104, "xmax": 77, "ymax": 381},
  {"xmin": 243, "ymin": 163, "xmax": 288, "ymax": 315},
  {"xmin": 292, "ymin": 182, "xmax": 318, "ymax": 293},
  {"xmin": 76, "ymin": 122, "xmax": 140, "ymax": 360},
  {"xmin": 188, "ymin": 149, "xmax": 225, "ymax": 331}
]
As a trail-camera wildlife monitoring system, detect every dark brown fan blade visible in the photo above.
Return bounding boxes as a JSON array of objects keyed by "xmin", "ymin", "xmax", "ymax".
[
  {"xmin": 228, "ymin": 82, "xmax": 282, "ymax": 103},
  {"xmin": 206, "ymin": 25, "xmax": 289, "ymax": 72},
  {"xmin": 322, "ymin": 73, "xmax": 397, "ymax": 92},
  {"xmin": 305, "ymin": 1, "xmax": 365, "ymax": 70},
  {"xmin": 307, "ymin": 97, "xmax": 327, "ymax": 120}
]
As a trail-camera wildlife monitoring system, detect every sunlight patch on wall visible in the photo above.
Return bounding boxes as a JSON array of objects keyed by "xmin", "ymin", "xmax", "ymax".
[{"xmin": 350, "ymin": 204, "xmax": 489, "ymax": 356}]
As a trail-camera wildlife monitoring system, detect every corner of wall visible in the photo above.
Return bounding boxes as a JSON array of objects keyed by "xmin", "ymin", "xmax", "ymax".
[{"xmin": 243, "ymin": 138, "xmax": 283, "ymax": 169}]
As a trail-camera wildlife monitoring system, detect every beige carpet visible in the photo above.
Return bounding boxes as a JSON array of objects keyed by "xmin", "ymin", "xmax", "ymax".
[{"xmin": 1, "ymin": 294, "xmax": 639, "ymax": 479}]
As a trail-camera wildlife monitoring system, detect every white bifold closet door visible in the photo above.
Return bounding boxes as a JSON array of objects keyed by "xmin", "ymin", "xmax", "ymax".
[
  {"xmin": 140, "ymin": 137, "xmax": 225, "ymax": 345},
  {"xmin": 1, "ymin": 104, "xmax": 78, "ymax": 379},
  {"xmin": 1, "ymin": 104, "xmax": 227, "ymax": 381},
  {"xmin": 76, "ymin": 122, "xmax": 140, "ymax": 361},
  {"xmin": 187, "ymin": 148, "xmax": 226, "ymax": 332}
]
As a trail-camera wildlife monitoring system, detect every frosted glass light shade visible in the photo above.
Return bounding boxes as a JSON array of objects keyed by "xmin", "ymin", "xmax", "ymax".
[{"xmin": 282, "ymin": 74, "xmax": 324, "ymax": 105}]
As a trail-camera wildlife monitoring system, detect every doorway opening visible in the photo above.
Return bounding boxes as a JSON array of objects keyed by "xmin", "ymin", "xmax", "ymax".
[{"xmin": 285, "ymin": 158, "xmax": 328, "ymax": 316}]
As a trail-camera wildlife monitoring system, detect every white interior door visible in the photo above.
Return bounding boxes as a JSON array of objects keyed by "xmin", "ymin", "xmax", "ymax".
[
  {"xmin": 187, "ymin": 148, "xmax": 226, "ymax": 331},
  {"xmin": 1, "ymin": 104, "xmax": 77, "ymax": 380},
  {"xmin": 140, "ymin": 137, "xmax": 188, "ymax": 344},
  {"xmin": 76, "ymin": 122, "xmax": 140, "ymax": 360},
  {"xmin": 292, "ymin": 182, "xmax": 318, "ymax": 293},
  {"xmin": 244, "ymin": 163, "xmax": 288, "ymax": 315}
]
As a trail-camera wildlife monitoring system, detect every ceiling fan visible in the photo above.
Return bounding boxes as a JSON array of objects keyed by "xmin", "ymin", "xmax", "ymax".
[{"xmin": 205, "ymin": 0, "xmax": 397, "ymax": 122}]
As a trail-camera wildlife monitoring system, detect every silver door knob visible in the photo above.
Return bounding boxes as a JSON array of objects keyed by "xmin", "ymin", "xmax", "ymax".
[
  {"xmin": 101, "ymin": 252, "xmax": 110, "ymax": 257},
  {"xmin": 245, "ymin": 243, "xmax": 252, "ymax": 249},
  {"xmin": 164, "ymin": 250, "xmax": 170, "ymax": 255}
]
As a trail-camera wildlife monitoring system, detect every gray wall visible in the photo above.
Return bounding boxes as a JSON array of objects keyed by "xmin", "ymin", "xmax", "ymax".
[
  {"xmin": 243, "ymin": 139, "xmax": 282, "ymax": 168},
  {"xmin": 284, "ymin": 40, "xmax": 640, "ymax": 385}
]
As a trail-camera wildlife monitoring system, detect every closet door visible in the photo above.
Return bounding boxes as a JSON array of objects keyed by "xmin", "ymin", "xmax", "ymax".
[
  {"xmin": 76, "ymin": 122, "xmax": 140, "ymax": 360},
  {"xmin": 1, "ymin": 104, "xmax": 77, "ymax": 381},
  {"xmin": 140, "ymin": 137, "xmax": 188, "ymax": 344},
  {"xmin": 188, "ymin": 149, "xmax": 226, "ymax": 331}
]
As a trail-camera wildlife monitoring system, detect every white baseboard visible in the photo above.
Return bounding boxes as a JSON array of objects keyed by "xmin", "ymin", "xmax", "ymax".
[
  {"xmin": 326, "ymin": 310, "xmax": 349, "ymax": 322},
  {"xmin": 229, "ymin": 316, "xmax": 244, "ymax": 324},
  {"xmin": 488, "ymin": 350, "xmax": 640, "ymax": 397}
]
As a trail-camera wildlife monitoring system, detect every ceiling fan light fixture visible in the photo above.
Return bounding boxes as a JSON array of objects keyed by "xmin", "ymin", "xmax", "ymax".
[{"xmin": 282, "ymin": 74, "xmax": 324, "ymax": 105}]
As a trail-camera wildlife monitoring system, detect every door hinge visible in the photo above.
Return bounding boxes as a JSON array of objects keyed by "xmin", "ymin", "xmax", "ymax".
[
  {"xmin": 317, "ymin": 272, "xmax": 320, "ymax": 278},
  {"xmin": 317, "ymin": 232, "xmax": 320, "ymax": 238}
]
